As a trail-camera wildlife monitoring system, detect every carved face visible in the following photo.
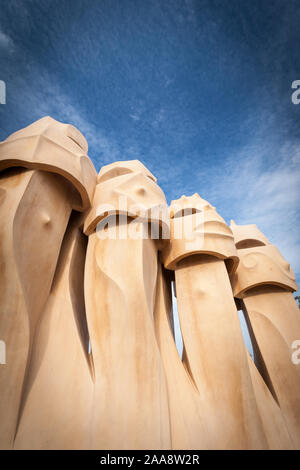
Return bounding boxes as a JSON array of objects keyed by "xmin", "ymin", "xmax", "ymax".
[
  {"xmin": 233, "ymin": 245, "xmax": 298, "ymax": 297},
  {"xmin": 0, "ymin": 116, "xmax": 97, "ymax": 211},
  {"xmin": 162, "ymin": 194, "xmax": 238, "ymax": 273},
  {"xmin": 4, "ymin": 116, "xmax": 88, "ymax": 153},
  {"xmin": 169, "ymin": 193, "xmax": 233, "ymax": 243},
  {"xmin": 84, "ymin": 161, "xmax": 168, "ymax": 235},
  {"xmin": 229, "ymin": 222, "xmax": 270, "ymax": 249}
]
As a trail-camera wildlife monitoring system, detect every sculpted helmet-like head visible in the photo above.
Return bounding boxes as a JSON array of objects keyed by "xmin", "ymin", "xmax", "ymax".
[
  {"xmin": 230, "ymin": 221, "xmax": 298, "ymax": 297},
  {"xmin": 162, "ymin": 193, "xmax": 239, "ymax": 274},
  {"xmin": 0, "ymin": 116, "xmax": 97, "ymax": 211},
  {"xmin": 230, "ymin": 220, "xmax": 270, "ymax": 249},
  {"xmin": 84, "ymin": 159, "xmax": 168, "ymax": 235}
]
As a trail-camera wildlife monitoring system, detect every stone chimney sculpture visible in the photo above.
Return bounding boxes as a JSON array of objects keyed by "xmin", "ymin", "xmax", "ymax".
[
  {"xmin": 82, "ymin": 160, "xmax": 171, "ymax": 449},
  {"xmin": 0, "ymin": 117, "xmax": 96, "ymax": 449},
  {"xmin": 159, "ymin": 195, "xmax": 267, "ymax": 449},
  {"xmin": 0, "ymin": 117, "xmax": 299, "ymax": 450},
  {"xmin": 230, "ymin": 220, "xmax": 300, "ymax": 448}
]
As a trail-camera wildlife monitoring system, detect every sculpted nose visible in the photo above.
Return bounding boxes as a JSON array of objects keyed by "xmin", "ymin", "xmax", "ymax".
[{"xmin": 136, "ymin": 186, "xmax": 146, "ymax": 196}]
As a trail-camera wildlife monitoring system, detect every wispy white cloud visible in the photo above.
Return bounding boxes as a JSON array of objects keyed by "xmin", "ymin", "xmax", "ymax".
[
  {"xmin": 1, "ymin": 58, "xmax": 123, "ymax": 165},
  {"xmin": 199, "ymin": 137, "xmax": 300, "ymax": 278},
  {"xmin": 130, "ymin": 113, "xmax": 140, "ymax": 121},
  {"xmin": 0, "ymin": 29, "xmax": 14, "ymax": 50}
]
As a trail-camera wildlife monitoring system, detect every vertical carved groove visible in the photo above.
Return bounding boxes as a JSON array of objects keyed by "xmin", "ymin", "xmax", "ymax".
[
  {"xmin": 241, "ymin": 301, "xmax": 280, "ymax": 406},
  {"xmin": 69, "ymin": 217, "xmax": 95, "ymax": 381},
  {"xmin": 12, "ymin": 171, "xmax": 72, "ymax": 442}
]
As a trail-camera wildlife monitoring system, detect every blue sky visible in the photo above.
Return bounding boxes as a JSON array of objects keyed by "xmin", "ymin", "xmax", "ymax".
[{"xmin": 0, "ymin": 0, "xmax": 299, "ymax": 292}]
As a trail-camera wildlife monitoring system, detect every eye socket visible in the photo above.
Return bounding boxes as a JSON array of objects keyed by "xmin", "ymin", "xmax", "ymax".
[
  {"xmin": 146, "ymin": 173, "xmax": 156, "ymax": 182},
  {"xmin": 97, "ymin": 167, "xmax": 134, "ymax": 183},
  {"xmin": 236, "ymin": 240, "xmax": 266, "ymax": 249},
  {"xmin": 67, "ymin": 135, "xmax": 87, "ymax": 152},
  {"xmin": 66, "ymin": 125, "xmax": 88, "ymax": 152},
  {"xmin": 172, "ymin": 208, "xmax": 202, "ymax": 218},
  {"xmin": 98, "ymin": 168, "xmax": 157, "ymax": 184}
]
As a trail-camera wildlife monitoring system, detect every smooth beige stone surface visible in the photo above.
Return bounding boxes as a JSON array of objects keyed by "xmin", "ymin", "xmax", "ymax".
[
  {"xmin": 231, "ymin": 220, "xmax": 300, "ymax": 448},
  {"xmin": 230, "ymin": 220, "xmax": 270, "ymax": 249},
  {"xmin": 232, "ymin": 245, "xmax": 298, "ymax": 297},
  {"xmin": 168, "ymin": 193, "xmax": 214, "ymax": 218},
  {"xmin": 174, "ymin": 255, "xmax": 267, "ymax": 449},
  {"xmin": 0, "ymin": 168, "xmax": 73, "ymax": 449},
  {"xmin": 0, "ymin": 116, "xmax": 97, "ymax": 211},
  {"xmin": 0, "ymin": 117, "xmax": 96, "ymax": 449},
  {"xmin": 246, "ymin": 351, "xmax": 293, "ymax": 449},
  {"xmin": 84, "ymin": 165, "xmax": 167, "ymax": 235},
  {"xmin": 161, "ymin": 195, "xmax": 267, "ymax": 449},
  {"xmin": 14, "ymin": 213, "xmax": 94, "ymax": 449},
  {"xmin": 242, "ymin": 288, "xmax": 300, "ymax": 448},
  {"xmin": 84, "ymin": 224, "xmax": 171, "ymax": 449},
  {"xmin": 83, "ymin": 160, "xmax": 171, "ymax": 449},
  {"xmin": 0, "ymin": 169, "xmax": 32, "ymax": 450},
  {"xmin": 1, "ymin": 118, "xmax": 299, "ymax": 450},
  {"xmin": 162, "ymin": 194, "xmax": 238, "ymax": 273},
  {"xmin": 154, "ymin": 264, "xmax": 221, "ymax": 449},
  {"xmin": 97, "ymin": 159, "xmax": 157, "ymax": 183}
]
